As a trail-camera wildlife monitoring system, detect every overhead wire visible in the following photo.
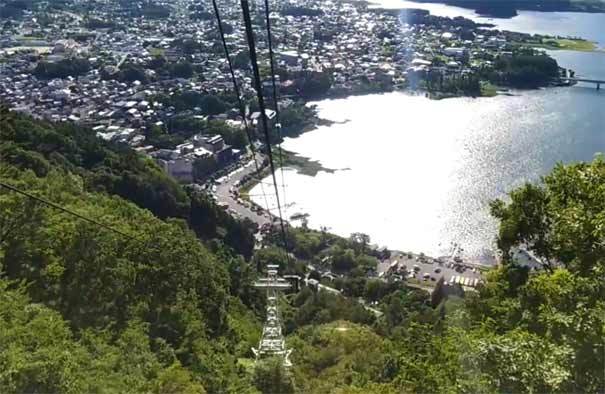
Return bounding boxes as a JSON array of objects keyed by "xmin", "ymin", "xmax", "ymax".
[
  {"xmin": 0, "ymin": 181, "xmax": 138, "ymax": 241},
  {"xmin": 3, "ymin": 6, "xmax": 294, "ymax": 268},
  {"xmin": 262, "ymin": 0, "xmax": 288, "ymax": 210},
  {"xmin": 211, "ymin": 0, "xmax": 273, "ymax": 224},
  {"xmin": 0, "ymin": 181, "xmax": 200, "ymax": 264},
  {"xmin": 236, "ymin": 3, "xmax": 293, "ymax": 367},
  {"xmin": 239, "ymin": 0, "xmax": 293, "ymax": 263}
]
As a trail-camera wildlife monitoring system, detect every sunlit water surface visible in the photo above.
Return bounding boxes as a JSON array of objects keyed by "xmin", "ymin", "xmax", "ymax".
[
  {"xmin": 251, "ymin": 6, "xmax": 605, "ymax": 264},
  {"xmin": 375, "ymin": 0, "xmax": 605, "ymax": 47},
  {"xmin": 252, "ymin": 87, "xmax": 604, "ymax": 264}
]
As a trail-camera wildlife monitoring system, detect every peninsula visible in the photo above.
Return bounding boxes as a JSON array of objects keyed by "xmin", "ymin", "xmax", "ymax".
[{"xmin": 411, "ymin": 0, "xmax": 605, "ymax": 17}]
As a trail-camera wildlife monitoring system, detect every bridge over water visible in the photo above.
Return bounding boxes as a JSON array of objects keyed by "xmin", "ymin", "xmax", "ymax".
[
  {"xmin": 570, "ymin": 78, "xmax": 605, "ymax": 90},
  {"xmin": 560, "ymin": 69, "xmax": 605, "ymax": 90}
]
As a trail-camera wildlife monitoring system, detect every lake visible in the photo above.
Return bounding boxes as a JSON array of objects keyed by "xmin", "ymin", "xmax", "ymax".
[
  {"xmin": 374, "ymin": 0, "xmax": 605, "ymax": 47},
  {"xmin": 251, "ymin": 5, "xmax": 605, "ymax": 264}
]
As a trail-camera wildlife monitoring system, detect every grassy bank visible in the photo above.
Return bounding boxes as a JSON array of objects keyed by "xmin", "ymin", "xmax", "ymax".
[
  {"xmin": 278, "ymin": 148, "xmax": 336, "ymax": 177},
  {"xmin": 544, "ymin": 38, "xmax": 597, "ymax": 51},
  {"xmin": 238, "ymin": 166, "xmax": 271, "ymax": 201},
  {"xmin": 480, "ymin": 81, "xmax": 498, "ymax": 97},
  {"xmin": 514, "ymin": 38, "xmax": 597, "ymax": 52},
  {"xmin": 425, "ymin": 81, "xmax": 497, "ymax": 100}
]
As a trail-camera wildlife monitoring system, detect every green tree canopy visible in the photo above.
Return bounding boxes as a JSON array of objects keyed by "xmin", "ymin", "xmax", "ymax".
[
  {"xmin": 490, "ymin": 156, "xmax": 605, "ymax": 274},
  {"xmin": 0, "ymin": 107, "xmax": 255, "ymax": 257}
]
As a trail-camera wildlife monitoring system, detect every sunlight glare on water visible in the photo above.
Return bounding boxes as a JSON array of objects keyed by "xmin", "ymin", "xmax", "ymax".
[{"xmin": 252, "ymin": 89, "xmax": 604, "ymax": 264}]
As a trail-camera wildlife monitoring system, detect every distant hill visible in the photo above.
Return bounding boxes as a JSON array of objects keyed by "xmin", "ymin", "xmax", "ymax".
[{"xmin": 411, "ymin": 0, "xmax": 605, "ymax": 17}]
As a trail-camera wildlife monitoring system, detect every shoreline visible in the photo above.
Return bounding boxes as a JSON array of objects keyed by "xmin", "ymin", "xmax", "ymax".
[
  {"xmin": 231, "ymin": 149, "xmax": 497, "ymax": 270},
  {"xmin": 226, "ymin": 158, "xmax": 496, "ymax": 272},
  {"xmin": 407, "ymin": 0, "xmax": 605, "ymax": 16},
  {"xmin": 259, "ymin": 78, "xmax": 580, "ymax": 182},
  {"xmin": 294, "ymin": 78, "xmax": 566, "ymax": 139},
  {"xmin": 234, "ymin": 83, "xmax": 573, "ymax": 270},
  {"xmin": 301, "ymin": 66, "xmax": 581, "ymax": 109}
]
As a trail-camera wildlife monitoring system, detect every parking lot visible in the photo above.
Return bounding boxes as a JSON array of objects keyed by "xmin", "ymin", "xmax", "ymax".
[{"xmin": 377, "ymin": 252, "xmax": 484, "ymax": 288}]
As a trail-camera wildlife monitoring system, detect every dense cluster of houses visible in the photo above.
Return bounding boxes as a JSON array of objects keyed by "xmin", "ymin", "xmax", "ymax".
[{"xmin": 0, "ymin": 0, "xmax": 530, "ymax": 181}]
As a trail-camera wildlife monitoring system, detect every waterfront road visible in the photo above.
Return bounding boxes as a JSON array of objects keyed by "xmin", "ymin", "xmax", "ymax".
[
  {"xmin": 213, "ymin": 156, "xmax": 485, "ymax": 288},
  {"xmin": 214, "ymin": 154, "xmax": 273, "ymax": 227}
]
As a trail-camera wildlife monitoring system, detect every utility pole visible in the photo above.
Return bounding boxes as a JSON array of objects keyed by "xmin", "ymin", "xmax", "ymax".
[{"xmin": 252, "ymin": 264, "xmax": 292, "ymax": 367}]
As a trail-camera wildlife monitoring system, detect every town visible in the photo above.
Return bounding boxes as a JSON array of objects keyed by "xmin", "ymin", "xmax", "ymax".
[
  {"xmin": 1, "ymin": 0, "xmax": 602, "ymax": 390},
  {"xmin": 0, "ymin": 0, "xmax": 574, "ymax": 290},
  {"xmin": 1, "ymin": 0, "xmax": 582, "ymax": 183}
]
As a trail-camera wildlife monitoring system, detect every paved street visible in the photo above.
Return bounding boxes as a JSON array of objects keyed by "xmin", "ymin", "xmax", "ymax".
[
  {"xmin": 213, "ymin": 154, "xmax": 273, "ymax": 227},
  {"xmin": 213, "ymin": 156, "xmax": 484, "ymax": 289}
]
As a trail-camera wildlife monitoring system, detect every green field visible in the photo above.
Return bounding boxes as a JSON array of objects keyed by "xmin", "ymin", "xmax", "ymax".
[
  {"xmin": 480, "ymin": 81, "xmax": 498, "ymax": 97},
  {"xmin": 513, "ymin": 38, "xmax": 597, "ymax": 52},
  {"xmin": 543, "ymin": 38, "xmax": 597, "ymax": 51},
  {"xmin": 148, "ymin": 47, "xmax": 165, "ymax": 57}
]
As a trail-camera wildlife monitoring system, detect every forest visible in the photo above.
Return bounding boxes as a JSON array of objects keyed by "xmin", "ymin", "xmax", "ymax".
[{"xmin": 0, "ymin": 108, "xmax": 603, "ymax": 393}]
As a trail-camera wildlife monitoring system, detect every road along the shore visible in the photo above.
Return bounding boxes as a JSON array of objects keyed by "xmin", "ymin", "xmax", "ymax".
[
  {"xmin": 211, "ymin": 155, "xmax": 487, "ymax": 288},
  {"xmin": 212, "ymin": 153, "xmax": 276, "ymax": 227}
]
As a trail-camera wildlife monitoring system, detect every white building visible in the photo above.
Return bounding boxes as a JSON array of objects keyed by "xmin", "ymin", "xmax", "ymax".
[
  {"xmin": 443, "ymin": 47, "xmax": 462, "ymax": 57},
  {"xmin": 158, "ymin": 157, "xmax": 194, "ymax": 182}
]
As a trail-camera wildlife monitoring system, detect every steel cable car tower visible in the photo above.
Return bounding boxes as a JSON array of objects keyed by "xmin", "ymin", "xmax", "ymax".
[
  {"xmin": 252, "ymin": 264, "xmax": 292, "ymax": 366},
  {"xmin": 211, "ymin": 0, "xmax": 295, "ymax": 368},
  {"xmin": 237, "ymin": 0, "xmax": 294, "ymax": 368}
]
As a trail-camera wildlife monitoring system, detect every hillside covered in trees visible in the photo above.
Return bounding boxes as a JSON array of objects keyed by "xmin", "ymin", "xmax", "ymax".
[
  {"xmin": 0, "ymin": 107, "xmax": 256, "ymax": 258},
  {"xmin": 0, "ymin": 110, "xmax": 603, "ymax": 393}
]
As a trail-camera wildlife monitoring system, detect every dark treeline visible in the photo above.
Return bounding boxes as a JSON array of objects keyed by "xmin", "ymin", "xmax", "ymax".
[
  {"xmin": 280, "ymin": 6, "xmax": 323, "ymax": 17},
  {"xmin": 33, "ymin": 58, "xmax": 92, "ymax": 79},
  {"xmin": 413, "ymin": 0, "xmax": 605, "ymax": 17},
  {"xmin": 487, "ymin": 54, "xmax": 560, "ymax": 88}
]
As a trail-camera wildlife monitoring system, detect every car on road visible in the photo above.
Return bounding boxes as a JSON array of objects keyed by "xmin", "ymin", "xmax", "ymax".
[{"xmin": 423, "ymin": 273, "xmax": 431, "ymax": 280}]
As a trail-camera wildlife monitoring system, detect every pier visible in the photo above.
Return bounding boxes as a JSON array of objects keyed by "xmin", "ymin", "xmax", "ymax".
[
  {"xmin": 560, "ymin": 69, "xmax": 604, "ymax": 90},
  {"xmin": 562, "ymin": 77, "xmax": 605, "ymax": 90},
  {"xmin": 571, "ymin": 78, "xmax": 605, "ymax": 90}
]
